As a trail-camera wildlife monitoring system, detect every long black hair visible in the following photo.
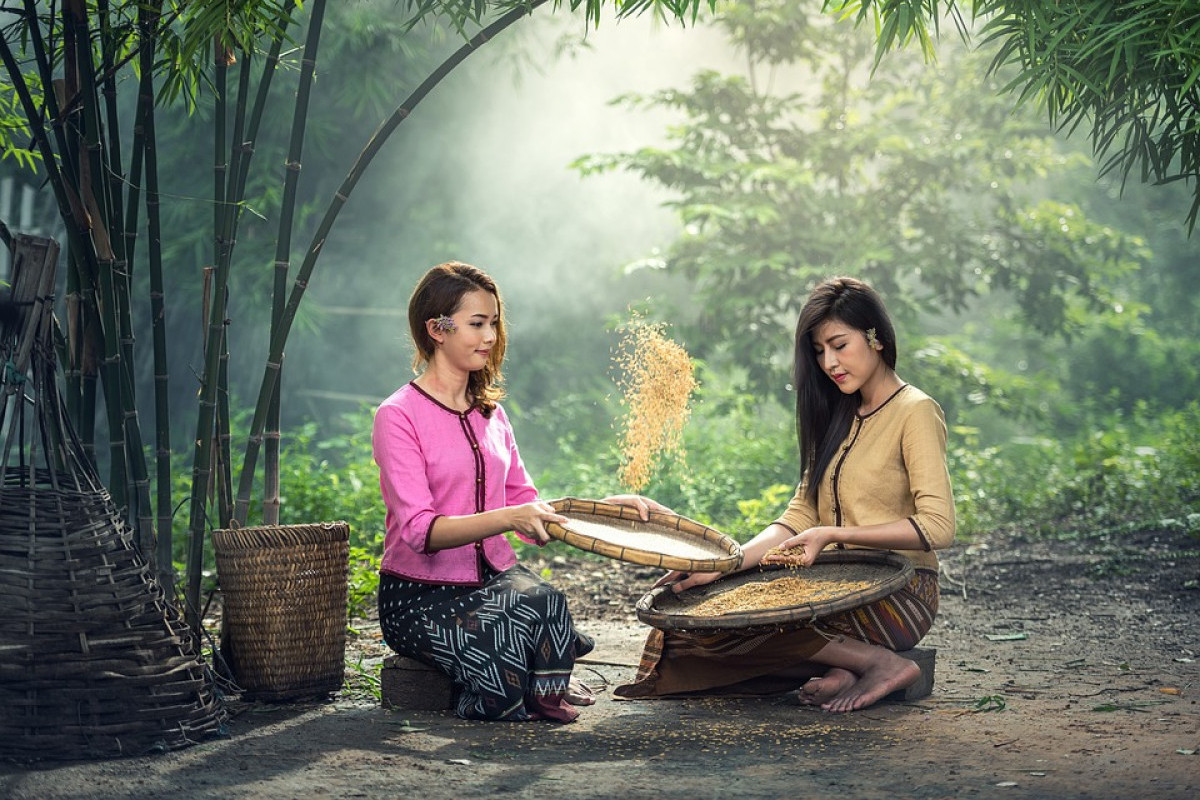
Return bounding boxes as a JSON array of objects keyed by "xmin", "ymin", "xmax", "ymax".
[{"xmin": 793, "ymin": 276, "xmax": 897, "ymax": 500}]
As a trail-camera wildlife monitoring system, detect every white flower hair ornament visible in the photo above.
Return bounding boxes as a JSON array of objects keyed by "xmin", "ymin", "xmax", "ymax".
[{"xmin": 431, "ymin": 315, "xmax": 457, "ymax": 334}]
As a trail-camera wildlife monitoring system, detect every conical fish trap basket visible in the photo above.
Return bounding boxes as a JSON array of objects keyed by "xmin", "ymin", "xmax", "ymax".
[
  {"xmin": 213, "ymin": 521, "xmax": 349, "ymax": 701},
  {"xmin": 0, "ymin": 234, "xmax": 224, "ymax": 760}
]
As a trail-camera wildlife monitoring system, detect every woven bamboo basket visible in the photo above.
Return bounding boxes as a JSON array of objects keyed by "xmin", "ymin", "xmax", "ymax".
[
  {"xmin": 1, "ymin": 233, "xmax": 225, "ymax": 760},
  {"xmin": 547, "ymin": 497, "xmax": 742, "ymax": 573},
  {"xmin": 212, "ymin": 521, "xmax": 350, "ymax": 701},
  {"xmin": 636, "ymin": 549, "xmax": 914, "ymax": 633},
  {"xmin": 0, "ymin": 473, "xmax": 228, "ymax": 759}
]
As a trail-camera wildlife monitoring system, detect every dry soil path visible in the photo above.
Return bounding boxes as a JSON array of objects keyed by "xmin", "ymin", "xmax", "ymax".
[{"xmin": 2, "ymin": 528, "xmax": 1197, "ymax": 799}]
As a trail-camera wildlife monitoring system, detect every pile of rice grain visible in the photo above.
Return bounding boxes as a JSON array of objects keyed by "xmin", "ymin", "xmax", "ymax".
[
  {"xmin": 613, "ymin": 317, "xmax": 697, "ymax": 492},
  {"xmin": 684, "ymin": 574, "xmax": 880, "ymax": 616}
]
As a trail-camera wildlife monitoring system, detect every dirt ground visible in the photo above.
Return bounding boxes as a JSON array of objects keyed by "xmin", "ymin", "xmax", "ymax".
[{"xmin": 3, "ymin": 525, "xmax": 1198, "ymax": 800}]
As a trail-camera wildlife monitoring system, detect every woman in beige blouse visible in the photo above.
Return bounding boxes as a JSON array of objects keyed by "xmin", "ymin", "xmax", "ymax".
[{"xmin": 616, "ymin": 276, "xmax": 956, "ymax": 712}]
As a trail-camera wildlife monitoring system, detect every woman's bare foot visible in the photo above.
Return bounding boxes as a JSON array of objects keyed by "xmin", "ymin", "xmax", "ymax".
[
  {"xmin": 822, "ymin": 651, "xmax": 920, "ymax": 714},
  {"xmin": 567, "ymin": 676, "xmax": 596, "ymax": 706},
  {"xmin": 793, "ymin": 667, "xmax": 857, "ymax": 706}
]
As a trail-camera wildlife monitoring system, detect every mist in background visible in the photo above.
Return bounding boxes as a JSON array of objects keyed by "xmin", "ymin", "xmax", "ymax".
[{"xmin": 288, "ymin": 15, "xmax": 735, "ymax": 431}]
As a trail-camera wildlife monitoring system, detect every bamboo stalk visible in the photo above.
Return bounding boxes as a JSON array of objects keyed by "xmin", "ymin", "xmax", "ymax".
[
  {"xmin": 181, "ymin": 2, "xmax": 303, "ymax": 633},
  {"xmin": 214, "ymin": 51, "xmax": 255, "ymax": 528},
  {"xmin": 19, "ymin": 3, "xmax": 83, "ymax": 430},
  {"xmin": 263, "ymin": 0, "xmax": 328, "ymax": 527},
  {"xmin": 65, "ymin": 0, "xmax": 132, "ymax": 514},
  {"xmin": 96, "ymin": 0, "xmax": 138, "ymax": 420},
  {"xmin": 56, "ymin": 15, "xmax": 90, "ymax": 457},
  {"xmin": 91, "ymin": 2, "xmax": 156, "ymax": 554},
  {"xmin": 184, "ymin": 36, "xmax": 235, "ymax": 640},
  {"xmin": 72, "ymin": 3, "xmax": 154, "ymax": 548},
  {"xmin": 143, "ymin": 85, "xmax": 175, "ymax": 592},
  {"xmin": 64, "ymin": 241, "xmax": 83, "ymax": 422},
  {"xmin": 122, "ymin": 1, "xmax": 173, "ymax": 589},
  {"xmin": 233, "ymin": 0, "xmax": 550, "ymax": 523},
  {"xmin": 224, "ymin": 3, "xmax": 300, "ymax": 529}
]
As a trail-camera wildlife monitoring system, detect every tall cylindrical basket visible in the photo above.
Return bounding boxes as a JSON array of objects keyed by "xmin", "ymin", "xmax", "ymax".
[{"xmin": 212, "ymin": 521, "xmax": 350, "ymax": 702}]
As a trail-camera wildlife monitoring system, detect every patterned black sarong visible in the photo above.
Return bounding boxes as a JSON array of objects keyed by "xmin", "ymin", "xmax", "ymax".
[{"xmin": 379, "ymin": 563, "xmax": 594, "ymax": 722}]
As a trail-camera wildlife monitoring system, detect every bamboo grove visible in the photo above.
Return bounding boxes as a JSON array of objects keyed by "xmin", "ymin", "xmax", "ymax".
[{"xmin": 0, "ymin": 0, "xmax": 714, "ymax": 643}]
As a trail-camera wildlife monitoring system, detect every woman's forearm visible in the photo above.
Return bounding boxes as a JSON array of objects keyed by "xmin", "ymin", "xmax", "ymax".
[
  {"xmin": 823, "ymin": 518, "xmax": 926, "ymax": 551},
  {"xmin": 427, "ymin": 508, "xmax": 514, "ymax": 551}
]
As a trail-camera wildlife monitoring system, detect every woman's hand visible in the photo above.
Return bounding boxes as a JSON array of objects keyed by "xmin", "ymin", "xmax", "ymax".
[
  {"xmin": 653, "ymin": 569, "xmax": 723, "ymax": 594},
  {"xmin": 505, "ymin": 501, "xmax": 568, "ymax": 545},
  {"xmin": 772, "ymin": 526, "xmax": 839, "ymax": 567},
  {"xmin": 601, "ymin": 493, "xmax": 673, "ymax": 521}
]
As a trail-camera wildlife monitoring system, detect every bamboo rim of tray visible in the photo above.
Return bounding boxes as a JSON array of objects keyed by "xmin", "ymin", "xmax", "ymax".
[
  {"xmin": 635, "ymin": 549, "xmax": 914, "ymax": 632},
  {"xmin": 546, "ymin": 497, "xmax": 742, "ymax": 573}
]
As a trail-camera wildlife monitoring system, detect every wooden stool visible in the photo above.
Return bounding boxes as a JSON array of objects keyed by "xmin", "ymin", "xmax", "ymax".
[{"xmin": 380, "ymin": 655, "xmax": 456, "ymax": 711}]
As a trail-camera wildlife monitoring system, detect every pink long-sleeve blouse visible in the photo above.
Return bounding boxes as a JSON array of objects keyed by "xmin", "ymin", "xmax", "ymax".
[{"xmin": 373, "ymin": 382, "xmax": 539, "ymax": 585}]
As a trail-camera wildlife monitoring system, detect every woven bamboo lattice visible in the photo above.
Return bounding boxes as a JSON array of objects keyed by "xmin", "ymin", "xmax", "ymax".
[
  {"xmin": 0, "ymin": 233, "xmax": 225, "ymax": 760},
  {"xmin": 212, "ymin": 521, "xmax": 349, "ymax": 701},
  {"xmin": 636, "ymin": 550, "xmax": 915, "ymax": 633},
  {"xmin": 547, "ymin": 497, "xmax": 742, "ymax": 573}
]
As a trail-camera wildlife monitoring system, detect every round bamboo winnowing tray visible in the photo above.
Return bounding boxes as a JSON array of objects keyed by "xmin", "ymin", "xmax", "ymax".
[
  {"xmin": 546, "ymin": 497, "xmax": 742, "ymax": 573},
  {"xmin": 635, "ymin": 550, "xmax": 914, "ymax": 633}
]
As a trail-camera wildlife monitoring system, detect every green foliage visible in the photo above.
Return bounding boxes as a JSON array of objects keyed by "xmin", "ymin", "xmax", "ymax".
[
  {"xmin": 407, "ymin": 0, "xmax": 718, "ymax": 35},
  {"xmin": 0, "ymin": 75, "xmax": 37, "ymax": 170},
  {"xmin": 972, "ymin": 694, "xmax": 1008, "ymax": 712},
  {"xmin": 948, "ymin": 401, "xmax": 1200, "ymax": 539},
  {"xmin": 343, "ymin": 652, "xmax": 383, "ymax": 702},
  {"xmin": 827, "ymin": 0, "xmax": 1200, "ymax": 232},
  {"xmin": 948, "ymin": 434, "xmax": 1061, "ymax": 538},
  {"xmin": 903, "ymin": 337, "xmax": 1046, "ymax": 429},
  {"xmin": 731, "ymin": 483, "xmax": 797, "ymax": 541},
  {"xmin": 649, "ymin": 395, "xmax": 795, "ymax": 537},
  {"xmin": 269, "ymin": 417, "xmax": 385, "ymax": 546},
  {"xmin": 268, "ymin": 416, "xmax": 385, "ymax": 617},
  {"xmin": 575, "ymin": 5, "xmax": 1144, "ymax": 400}
]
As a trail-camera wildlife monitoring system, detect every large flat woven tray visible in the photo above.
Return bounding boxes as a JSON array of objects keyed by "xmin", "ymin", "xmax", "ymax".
[
  {"xmin": 635, "ymin": 549, "xmax": 913, "ymax": 632},
  {"xmin": 546, "ymin": 497, "xmax": 742, "ymax": 573}
]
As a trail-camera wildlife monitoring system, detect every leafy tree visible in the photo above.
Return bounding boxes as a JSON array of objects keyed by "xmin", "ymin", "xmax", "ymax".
[
  {"xmin": 826, "ymin": 0, "xmax": 1200, "ymax": 232},
  {"xmin": 576, "ymin": 0, "xmax": 1143, "ymax": 400}
]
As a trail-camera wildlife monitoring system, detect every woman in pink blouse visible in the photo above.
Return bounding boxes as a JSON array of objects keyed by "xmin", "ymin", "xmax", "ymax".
[
  {"xmin": 616, "ymin": 276, "xmax": 956, "ymax": 713},
  {"xmin": 375, "ymin": 261, "xmax": 661, "ymax": 723}
]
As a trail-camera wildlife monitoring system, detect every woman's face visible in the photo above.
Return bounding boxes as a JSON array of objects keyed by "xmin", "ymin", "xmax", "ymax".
[
  {"xmin": 811, "ymin": 318, "xmax": 882, "ymax": 395},
  {"xmin": 431, "ymin": 289, "xmax": 500, "ymax": 373}
]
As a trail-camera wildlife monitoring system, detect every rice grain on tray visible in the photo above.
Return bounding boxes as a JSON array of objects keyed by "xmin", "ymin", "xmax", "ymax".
[
  {"xmin": 613, "ymin": 317, "xmax": 697, "ymax": 492},
  {"xmin": 685, "ymin": 575, "xmax": 880, "ymax": 616}
]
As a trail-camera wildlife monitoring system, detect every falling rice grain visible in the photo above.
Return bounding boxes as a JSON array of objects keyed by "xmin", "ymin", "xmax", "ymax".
[{"xmin": 612, "ymin": 316, "xmax": 697, "ymax": 492}]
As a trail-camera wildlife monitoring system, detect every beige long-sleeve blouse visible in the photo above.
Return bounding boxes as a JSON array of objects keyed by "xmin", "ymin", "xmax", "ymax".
[{"xmin": 774, "ymin": 384, "xmax": 956, "ymax": 573}]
